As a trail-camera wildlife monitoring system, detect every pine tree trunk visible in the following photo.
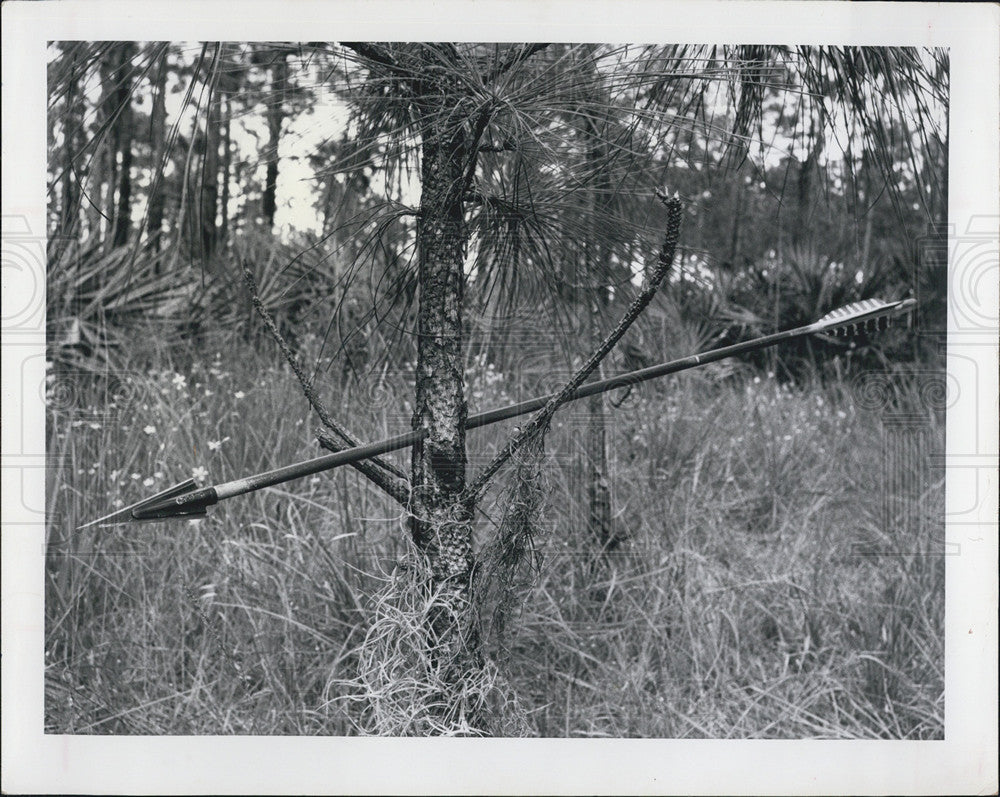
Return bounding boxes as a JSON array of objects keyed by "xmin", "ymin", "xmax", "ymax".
[
  {"xmin": 147, "ymin": 48, "xmax": 168, "ymax": 253},
  {"xmin": 581, "ymin": 49, "xmax": 614, "ymax": 551},
  {"xmin": 410, "ymin": 62, "xmax": 475, "ymax": 652},
  {"xmin": 584, "ymin": 236, "xmax": 613, "ymax": 552},
  {"xmin": 793, "ymin": 116, "xmax": 824, "ymax": 247},
  {"xmin": 54, "ymin": 45, "xmax": 83, "ymax": 260},
  {"xmin": 219, "ymin": 94, "xmax": 232, "ymax": 248},
  {"xmin": 586, "ymin": 301, "xmax": 613, "ymax": 550},
  {"xmin": 112, "ymin": 43, "xmax": 136, "ymax": 249},
  {"xmin": 200, "ymin": 82, "xmax": 221, "ymax": 259},
  {"xmin": 262, "ymin": 53, "xmax": 287, "ymax": 229},
  {"xmin": 84, "ymin": 80, "xmax": 108, "ymax": 248}
]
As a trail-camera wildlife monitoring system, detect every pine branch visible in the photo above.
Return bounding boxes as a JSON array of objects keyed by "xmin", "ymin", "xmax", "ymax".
[
  {"xmin": 340, "ymin": 42, "xmax": 399, "ymax": 70},
  {"xmin": 462, "ymin": 191, "xmax": 684, "ymax": 503},
  {"xmin": 339, "ymin": 42, "xmax": 419, "ymax": 86},
  {"xmin": 483, "ymin": 43, "xmax": 551, "ymax": 84},
  {"xmin": 241, "ymin": 262, "xmax": 411, "ymax": 507}
]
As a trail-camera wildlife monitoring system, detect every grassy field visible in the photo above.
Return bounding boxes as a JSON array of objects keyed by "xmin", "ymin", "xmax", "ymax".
[{"xmin": 44, "ymin": 330, "xmax": 944, "ymax": 737}]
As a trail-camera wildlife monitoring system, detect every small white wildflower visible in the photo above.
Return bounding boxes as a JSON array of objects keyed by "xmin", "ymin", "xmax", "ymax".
[
  {"xmin": 143, "ymin": 477, "xmax": 155, "ymax": 487},
  {"xmin": 192, "ymin": 465, "xmax": 209, "ymax": 480},
  {"xmin": 172, "ymin": 373, "xmax": 187, "ymax": 389},
  {"xmin": 207, "ymin": 436, "xmax": 230, "ymax": 452},
  {"xmin": 837, "ymin": 410, "xmax": 847, "ymax": 420},
  {"xmin": 143, "ymin": 425, "xmax": 156, "ymax": 435},
  {"xmin": 234, "ymin": 391, "xmax": 245, "ymax": 400},
  {"xmin": 130, "ymin": 472, "xmax": 141, "ymax": 480},
  {"xmin": 753, "ymin": 376, "xmax": 761, "ymax": 384},
  {"xmin": 113, "ymin": 498, "xmax": 124, "ymax": 508},
  {"xmin": 154, "ymin": 471, "xmax": 163, "ymax": 478},
  {"xmin": 88, "ymin": 422, "xmax": 101, "ymax": 430}
]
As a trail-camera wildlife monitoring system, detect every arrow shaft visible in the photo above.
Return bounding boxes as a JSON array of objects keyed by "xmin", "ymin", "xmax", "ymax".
[{"xmin": 140, "ymin": 320, "xmax": 820, "ymax": 518}]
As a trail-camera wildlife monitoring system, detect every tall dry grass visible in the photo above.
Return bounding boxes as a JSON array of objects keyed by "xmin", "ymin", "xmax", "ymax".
[{"xmin": 44, "ymin": 332, "xmax": 944, "ymax": 737}]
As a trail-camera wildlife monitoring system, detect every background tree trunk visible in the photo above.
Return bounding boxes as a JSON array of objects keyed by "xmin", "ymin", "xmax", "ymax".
[
  {"xmin": 200, "ymin": 77, "xmax": 221, "ymax": 259},
  {"xmin": 218, "ymin": 92, "xmax": 232, "ymax": 248},
  {"xmin": 262, "ymin": 51, "xmax": 288, "ymax": 229},
  {"xmin": 54, "ymin": 44, "xmax": 83, "ymax": 260},
  {"xmin": 793, "ymin": 116, "xmax": 824, "ymax": 247},
  {"xmin": 111, "ymin": 42, "xmax": 136, "ymax": 249},
  {"xmin": 583, "ymin": 144, "xmax": 614, "ymax": 551},
  {"xmin": 147, "ymin": 47, "xmax": 168, "ymax": 252},
  {"xmin": 580, "ymin": 47, "xmax": 615, "ymax": 551},
  {"xmin": 83, "ymin": 62, "xmax": 109, "ymax": 249}
]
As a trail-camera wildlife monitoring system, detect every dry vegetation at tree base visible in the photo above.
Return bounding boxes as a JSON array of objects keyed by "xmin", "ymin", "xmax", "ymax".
[{"xmin": 44, "ymin": 329, "xmax": 944, "ymax": 738}]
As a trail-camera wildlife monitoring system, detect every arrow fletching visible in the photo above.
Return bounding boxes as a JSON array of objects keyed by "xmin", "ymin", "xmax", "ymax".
[{"xmin": 813, "ymin": 297, "xmax": 917, "ymax": 336}]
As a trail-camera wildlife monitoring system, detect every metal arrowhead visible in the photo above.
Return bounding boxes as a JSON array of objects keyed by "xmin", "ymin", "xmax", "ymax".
[{"xmin": 77, "ymin": 479, "xmax": 203, "ymax": 529}]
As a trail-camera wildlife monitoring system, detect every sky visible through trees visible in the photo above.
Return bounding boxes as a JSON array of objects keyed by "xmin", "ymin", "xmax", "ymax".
[{"xmin": 48, "ymin": 43, "xmax": 946, "ymax": 247}]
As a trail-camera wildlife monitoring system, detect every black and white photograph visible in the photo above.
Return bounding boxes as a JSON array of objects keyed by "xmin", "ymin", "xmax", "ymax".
[{"xmin": 3, "ymin": 2, "xmax": 997, "ymax": 794}]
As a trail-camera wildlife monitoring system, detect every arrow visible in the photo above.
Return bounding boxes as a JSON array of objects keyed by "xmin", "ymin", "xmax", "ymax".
[
  {"xmin": 78, "ymin": 478, "xmax": 209, "ymax": 528},
  {"xmin": 80, "ymin": 296, "xmax": 916, "ymax": 527}
]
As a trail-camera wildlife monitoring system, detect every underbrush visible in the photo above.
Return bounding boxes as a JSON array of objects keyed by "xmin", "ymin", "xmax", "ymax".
[{"xmin": 44, "ymin": 333, "xmax": 944, "ymax": 737}]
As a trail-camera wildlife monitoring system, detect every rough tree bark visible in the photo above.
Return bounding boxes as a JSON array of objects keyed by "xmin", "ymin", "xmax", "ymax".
[{"xmin": 409, "ymin": 49, "xmax": 476, "ymax": 645}]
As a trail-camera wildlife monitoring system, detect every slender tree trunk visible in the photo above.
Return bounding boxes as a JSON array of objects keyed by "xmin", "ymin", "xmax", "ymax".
[
  {"xmin": 793, "ymin": 116, "xmax": 824, "ymax": 247},
  {"xmin": 581, "ymin": 86, "xmax": 614, "ymax": 551},
  {"xmin": 580, "ymin": 47, "xmax": 618, "ymax": 551},
  {"xmin": 99, "ymin": 52, "xmax": 119, "ymax": 247},
  {"xmin": 585, "ymin": 303, "xmax": 613, "ymax": 549},
  {"xmin": 200, "ymin": 81, "xmax": 221, "ymax": 259},
  {"xmin": 54, "ymin": 45, "xmax": 83, "ymax": 260},
  {"xmin": 219, "ymin": 93, "xmax": 232, "ymax": 248},
  {"xmin": 410, "ymin": 59, "xmax": 475, "ymax": 651},
  {"xmin": 147, "ymin": 48, "xmax": 168, "ymax": 253},
  {"xmin": 84, "ymin": 65, "xmax": 109, "ymax": 249},
  {"xmin": 112, "ymin": 43, "xmax": 136, "ymax": 249},
  {"xmin": 262, "ymin": 53, "xmax": 288, "ymax": 229},
  {"xmin": 728, "ymin": 177, "xmax": 743, "ymax": 267}
]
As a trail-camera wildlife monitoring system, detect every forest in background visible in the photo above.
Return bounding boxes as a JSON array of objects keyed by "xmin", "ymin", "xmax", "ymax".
[
  {"xmin": 45, "ymin": 43, "xmax": 948, "ymax": 737},
  {"xmin": 47, "ymin": 43, "xmax": 947, "ymax": 379}
]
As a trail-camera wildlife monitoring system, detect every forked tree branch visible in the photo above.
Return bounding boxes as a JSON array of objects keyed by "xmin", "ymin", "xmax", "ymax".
[
  {"xmin": 241, "ymin": 263, "xmax": 411, "ymax": 507},
  {"xmin": 462, "ymin": 191, "xmax": 684, "ymax": 503}
]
